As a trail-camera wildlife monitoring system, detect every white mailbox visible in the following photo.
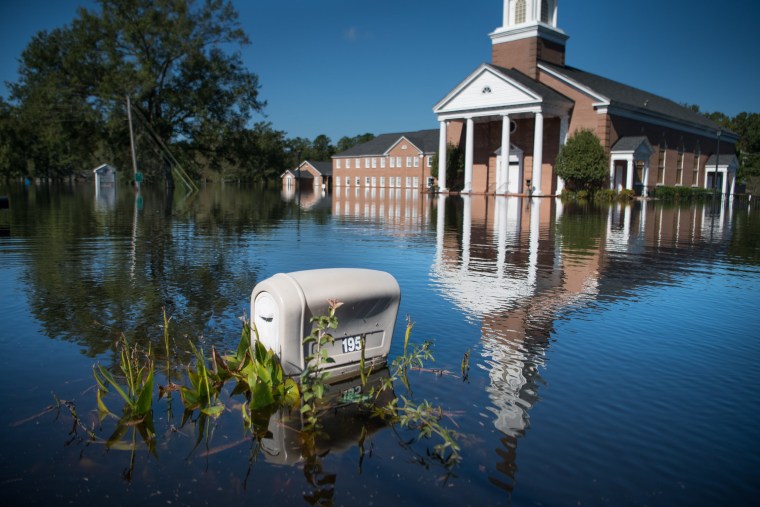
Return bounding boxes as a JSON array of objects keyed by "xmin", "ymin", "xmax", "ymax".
[{"xmin": 250, "ymin": 268, "xmax": 400, "ymax": 382}]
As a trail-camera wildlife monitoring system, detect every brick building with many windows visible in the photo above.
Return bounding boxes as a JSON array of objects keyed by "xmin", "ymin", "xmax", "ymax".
[{"xmin": 332, "ymin": 129, "xmax": 438, "ymax": 192}]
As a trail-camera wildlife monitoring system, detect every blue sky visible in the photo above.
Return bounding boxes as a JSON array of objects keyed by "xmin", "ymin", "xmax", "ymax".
[{"xmin": 1, "ymin": 0, "xmax": 759, "ymax": 142}]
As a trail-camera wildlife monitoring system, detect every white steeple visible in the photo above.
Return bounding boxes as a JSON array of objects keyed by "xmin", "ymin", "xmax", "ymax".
[
  {"xmin": 490, "ymin": 0, "xmax": 568, "ymax": 78},
  {"xmin": 500, "ymin": 0, "xmax": 557, "ymax": 29},
  {"xmin": 492, "ymin": 0, "xmax": 565, "ymax": 44}
]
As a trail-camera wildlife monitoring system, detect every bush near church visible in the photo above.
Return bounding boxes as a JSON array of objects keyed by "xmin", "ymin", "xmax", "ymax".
[{"xmin": 555, "ymin": 129, "xmax": 608, "ymax": 193}]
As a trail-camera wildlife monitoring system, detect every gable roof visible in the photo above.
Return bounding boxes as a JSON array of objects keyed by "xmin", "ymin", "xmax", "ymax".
[
  {"xmin": 540, "ymin": 62, "xmax": 737, "ymax": 140},
  {"xmin": 611, "ymin": 136, "xmax": 653, "ymax": 152},
  {"xmin": 334, "ymin": 129, "xmax": 439, "ymax": 158},
  {"xmin": 302, "ymin": 160, "xmax": 333, "ymax": 176},
  {"xmin": 705, "ymin": 154, "xmax": 739, "ymax": 168},
  {"xmin": 433, "ymin": 63, "xmax": 573, "ymax": 117}
]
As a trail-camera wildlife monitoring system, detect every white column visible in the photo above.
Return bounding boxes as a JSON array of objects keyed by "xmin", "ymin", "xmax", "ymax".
[
  {"xmin": 643, "ymin": 162, "xmax": 650, "ymax": 197},
  {"xmin": 730, "ymin": 172, "xmax": 736, "ymax": 195},
  {"xmin": 499, "ymin": 114, "xmax": 511, "ymax": 194},
  {"xmin": 556, "ymin": 115, "xmax": 569, "ymax": 194},
  {"xmin": 532, "ymin": 111, "xmax": 544, "ymax": 195},
  {"xmin": 462, "ymin": 194, "xmax": 472, "ymax": 270},
  {"xmin": 464, "ymin": 117, "xmax": 474, "ymax": 193},
  {"xmin": 626, "ymin": 156, "xmax": 634, "ymax": 190},
  {"xmin": 438, "ymin": 120, "xmax": 448, "ymax": 193},
  {"xmin": 502, "ymin": 0, "xmax": 510, "ymax": 27},
  {"xmin": 609, "ymin": 158, "xmax": 616, "ymax": 190},
  {"xmin": 721, "ymin": 169, "xmax": 728, "ymax": 195}
]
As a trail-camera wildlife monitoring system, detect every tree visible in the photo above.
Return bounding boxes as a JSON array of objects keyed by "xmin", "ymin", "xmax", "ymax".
[
  {"xmin": 336, "ymin": 133, "xmax": 375, "ymax": 153},
  {"xmin": 8, "ymin": 0, "xmax": 264, "ymax": 179},
  {"xmin": 430, "ymin": 143, "xmax": 464, "ymax": 189},
  {"xmin": 309, "ymin": 134, "xmax": 334, "ymax": 161},
  {"xmin": 555, "ymin": 129, "xmax": 608, "ymax": 192}
]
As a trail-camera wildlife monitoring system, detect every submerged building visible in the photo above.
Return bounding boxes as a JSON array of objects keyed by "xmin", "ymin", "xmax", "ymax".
[{"xmin": 433, "ymin": 0, "xmax": 738, "ymax": 196}]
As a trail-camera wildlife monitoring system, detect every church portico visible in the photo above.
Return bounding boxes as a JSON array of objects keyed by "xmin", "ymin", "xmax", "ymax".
[
  {"xmin": 434, "ymin": 64, "xmax": 572, "ymax": 195},
  {"xmin": 609, "ymin": 137, "xmax": 653, "ymax": 196}
]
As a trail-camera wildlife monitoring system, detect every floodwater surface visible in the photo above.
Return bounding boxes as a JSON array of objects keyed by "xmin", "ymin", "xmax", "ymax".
[{"xmin": 0, "ymin": 182, "xmax": 759, "ymax": 506}]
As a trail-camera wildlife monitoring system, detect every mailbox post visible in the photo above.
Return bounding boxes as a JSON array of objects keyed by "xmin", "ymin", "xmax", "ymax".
[{"xmin": 251, "ymin": 268, "xmax": 401, "ymax": 382}]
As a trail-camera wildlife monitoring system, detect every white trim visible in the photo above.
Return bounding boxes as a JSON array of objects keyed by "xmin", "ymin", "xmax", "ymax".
[
  {"xmin": 436, "ymin": 104, "xmax": 542, "ymax": 122},
  {"xmin": 538, "ymin": 63, "xmax": 610, "ymax": 104},
  {"xmin": 434, "ymin": 64, "xmax": 543, "ymax": 114},
  {"xmin": 384, "ymin": 135, "xmax": 424, "ymax": 156},
  {"xmin": 489, "ymin": 22, "xmax": 568, "ymax": 46},
  {"xmin": 601, "ymin": 105, "xmax": 740, "ymax": 142}
]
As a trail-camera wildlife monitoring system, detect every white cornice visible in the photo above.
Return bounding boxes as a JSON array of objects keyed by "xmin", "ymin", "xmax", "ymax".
[
  {"xmin": 602, "ymin": 105, "xmax": 740, "ymax": 143},
  {"xmin": 433, "ymin": 64, "xmax": 543, "ymax": 115},
  {"xmin": 489, "ymin": 22, "xmax": 568, "ymax": 46}
]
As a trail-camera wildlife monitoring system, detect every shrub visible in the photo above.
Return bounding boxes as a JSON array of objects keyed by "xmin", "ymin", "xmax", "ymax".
[
  {"xmin": 593, "ymin": 188, "xmax": 617, "ymax": 202},
  {"xmin": 555, "ymin": 129, "xmax": 608, "ymax": 192},
  {"xmin": 618, "ymin": 189, "xmax": 636, "ymax": 201}
]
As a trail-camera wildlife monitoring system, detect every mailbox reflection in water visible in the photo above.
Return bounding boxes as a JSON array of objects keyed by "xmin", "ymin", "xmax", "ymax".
[
  {"xmin": 260, "ymin": 369, "xmax": 394, "ymax": 465},
  {"xmin": 251, "ymin": 268, "xmax": 401, "ymax": 382}
]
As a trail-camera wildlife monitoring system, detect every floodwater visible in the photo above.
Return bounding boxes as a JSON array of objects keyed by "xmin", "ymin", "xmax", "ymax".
[{"xmin": 0, "ymin": 182, "xmax": 759, "ymax": 506}]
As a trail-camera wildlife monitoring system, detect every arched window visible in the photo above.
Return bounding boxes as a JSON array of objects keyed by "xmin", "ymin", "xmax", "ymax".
[
  {"xmin": 541, "ymin": 0, "xmax": 554, "ymax": 24},
  {"xmin": 515, "ymin": 0, "xmax": 526, "ymax": 24}
]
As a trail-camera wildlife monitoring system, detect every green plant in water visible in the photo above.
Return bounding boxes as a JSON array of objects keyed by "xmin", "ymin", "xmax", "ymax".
[
  {"xmin": 179, "ymin": 341, "xmax": 225, "ymax": 417},
  {"xmin": 92, "ymin": 334, "xmax": 157, "ymax": 480},
  {"xmin": 300, "ymin": 299, "xmax": 341, "ymax": 431},
  {"xmin": 216, "ymin": 320, "xmax": 300, "ymax": 433},
  {"xmin": 351, "ymin": 317, "xmax": 462, "ymax": 466},
  {"xmin": 93, "ymin": 334, "xmax": 155, "ymax": 422}
]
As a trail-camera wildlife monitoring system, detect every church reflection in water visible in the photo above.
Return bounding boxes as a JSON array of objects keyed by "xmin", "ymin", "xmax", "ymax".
[{"xmin": 331, "ymin": 189, "xmax": 734, "ymax": 492}]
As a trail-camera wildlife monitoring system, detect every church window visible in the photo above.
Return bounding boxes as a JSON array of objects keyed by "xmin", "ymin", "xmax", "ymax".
[
  {"xmin": 676, "ymin": 142, "xmax": 685, "ymax": 185},
  {"xmin": 692, "ymin": 143, "xmax": 701, "ymax": 186},
  {"xmin": 515, "ymin": 0, "xmax": 526, "ymax": 24},
  {"xmin": 657, "ymin": 141, "xmax": 667, "ymax": 185}
]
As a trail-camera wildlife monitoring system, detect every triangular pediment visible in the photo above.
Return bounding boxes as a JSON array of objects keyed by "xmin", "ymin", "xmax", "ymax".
[{"xmin": 434, "ymin": 64, "xmax": 541, "ymax": 115}]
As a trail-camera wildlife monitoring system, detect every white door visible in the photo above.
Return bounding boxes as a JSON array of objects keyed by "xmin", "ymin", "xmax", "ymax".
[{"xmin": 508, "ymin": 162, "xmax": 521, "ymax": 194}]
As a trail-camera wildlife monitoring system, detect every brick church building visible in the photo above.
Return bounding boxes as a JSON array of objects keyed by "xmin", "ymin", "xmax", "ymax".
[{"xmin": 434, "ymin": 0, "xmax": 738, "ymax": 196}]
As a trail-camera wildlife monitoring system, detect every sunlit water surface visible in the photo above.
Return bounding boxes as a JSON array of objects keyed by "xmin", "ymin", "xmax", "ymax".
[{"xmin": 1, "ymin": 182, "xmax": 759, "ymax": 506}]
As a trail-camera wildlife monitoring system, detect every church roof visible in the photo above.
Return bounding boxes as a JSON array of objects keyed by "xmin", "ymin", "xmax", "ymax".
[
  {"xmin": 334, "ymin": 129, "xmax": 439, "ymax": 157},
  {"xmin": 540, "ymin": 62, "xmax": 737, "ymax": 139}
]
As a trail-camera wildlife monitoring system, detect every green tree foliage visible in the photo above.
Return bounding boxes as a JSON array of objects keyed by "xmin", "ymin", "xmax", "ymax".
[
  {"xmin": 430, "ymin": 143, "xmax": 464, "ymax": 189},
  {"xmin": 0, "ymin": 98, "xmax": 29, "ymax": 180},
  {"xmin": 7, "ymin": 0, "xmax": 265, "ymax": 180},
  {"xmin": 555, "ymin": 129, "xmax": 608, "ymax": 192},
  {"xmin": 336, "ymin": 133, "xmax": 375, "ymax": 153}
]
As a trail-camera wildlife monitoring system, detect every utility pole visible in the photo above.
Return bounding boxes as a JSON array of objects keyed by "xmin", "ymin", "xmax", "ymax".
[{"xmin": 127, "ymin": 96, "xmax": 139, "ymax": 191}]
